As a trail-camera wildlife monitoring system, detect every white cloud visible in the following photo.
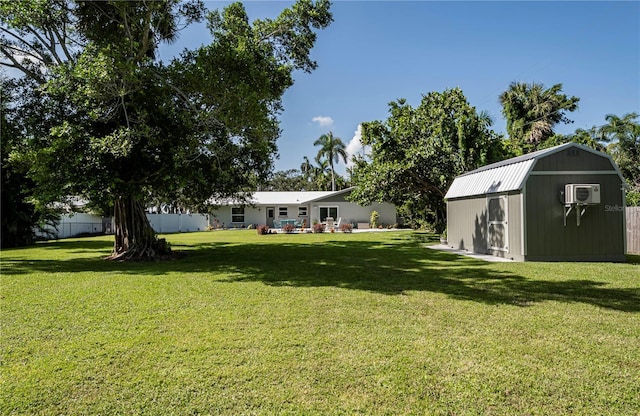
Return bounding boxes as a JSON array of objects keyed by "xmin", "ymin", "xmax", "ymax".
[
  {"xmin": 346, "ymin": 124, "xmax": 364, "ymax": 168},
  {"xmin": 312, "ymin": 116, "xmax": 334, "ymax": 127}
]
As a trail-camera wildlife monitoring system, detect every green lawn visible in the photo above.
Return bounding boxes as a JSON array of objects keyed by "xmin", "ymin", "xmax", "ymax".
[{"xmin": 1, "ymin": 230, "xmax": 639, "ymax": 415}]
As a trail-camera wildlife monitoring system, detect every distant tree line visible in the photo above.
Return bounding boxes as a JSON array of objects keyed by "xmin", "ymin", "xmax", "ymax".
[{"xmin": 262, "ymin": 131, "xmax": 350, "ymax": 192}]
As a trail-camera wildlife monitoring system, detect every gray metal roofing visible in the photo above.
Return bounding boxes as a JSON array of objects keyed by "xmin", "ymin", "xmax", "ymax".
[
  {"xmin": 444, "ymin": 142, "xmax": 622, "ymax": 199},
  {"xmin": 210, "ymin": 187, "xmax": 354, "ymax": 206}
]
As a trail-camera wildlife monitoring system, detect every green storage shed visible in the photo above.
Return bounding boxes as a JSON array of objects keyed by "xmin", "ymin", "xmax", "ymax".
[{"xmin": 444, "ymin": 143, "xmax": 627, "ymax": 261}]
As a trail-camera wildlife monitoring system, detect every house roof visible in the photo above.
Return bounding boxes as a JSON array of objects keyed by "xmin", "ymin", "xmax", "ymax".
[
  {"xmin": 444, "ymin": 142, "xmax": 623, "ymax": 200},
  {"xmin": 211, "ymin": 187, "xmax": 354, "ymax": 206}
]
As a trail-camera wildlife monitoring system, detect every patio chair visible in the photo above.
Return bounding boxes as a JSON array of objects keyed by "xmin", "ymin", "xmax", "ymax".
[
  {"xmin": 273, "ymin": 219, "xmax": 281, "ymax": 229},
  {"xmin": 325, "ymin": 217, "xmax": 334, "ymax": 229},
  {"xmin": 334, "ymin": 217, "xmax": 342, "ymax": 229}
]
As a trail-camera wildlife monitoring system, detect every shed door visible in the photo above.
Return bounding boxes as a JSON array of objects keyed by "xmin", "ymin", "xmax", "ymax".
[{"xmin": 487, "ymin": 195, "xmax": 508, "ymax": 252}]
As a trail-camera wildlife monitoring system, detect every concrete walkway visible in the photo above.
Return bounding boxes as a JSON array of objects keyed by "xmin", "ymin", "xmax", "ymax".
[{"xmin": 426, "ymin": 244, "xmax": 516, "ymax": 263}]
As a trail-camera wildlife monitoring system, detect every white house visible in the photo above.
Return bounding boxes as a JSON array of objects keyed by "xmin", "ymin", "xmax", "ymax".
[{"xmin": 209, "ymin": 187, "xmax": 397, "ymax": 229}]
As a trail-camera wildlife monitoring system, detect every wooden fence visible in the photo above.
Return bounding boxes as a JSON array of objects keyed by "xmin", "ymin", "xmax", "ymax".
[{"xmin": 628, "ymin": 207, "xmax": 640, "ymax": 254}]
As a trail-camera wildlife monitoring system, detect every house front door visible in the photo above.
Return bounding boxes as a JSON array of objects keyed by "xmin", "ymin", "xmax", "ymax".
[{"xmin": 266, "ymin": 207, "xmax": 275, "ymax": 227}]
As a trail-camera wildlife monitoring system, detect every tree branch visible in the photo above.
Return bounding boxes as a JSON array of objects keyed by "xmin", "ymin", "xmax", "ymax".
[
  {"xmin": 0, "ymin": 44, "xmax": 43, "ymax": 81},
  {"xmin": 135, "ymin": 7, "xmax": 154, "ymax": 63},
  {"xmin": 1, "ymin": 42, "xmax": 45, "ymax": 64}
]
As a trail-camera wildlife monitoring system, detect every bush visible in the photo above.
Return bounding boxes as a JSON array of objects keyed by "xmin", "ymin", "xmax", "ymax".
[
  {"xmin": 256, "ymin": 225, "xmax": 269, "ymax": 235},
  {"xmin": 370, "ymin": 210, "xmax": 379, "ymax": 228},
  {"xmin": 340, "ymin": 223, "xmax": 353, "ymax": 233},
  {"xmin": 282, "ymin": 224, "xmax": 295, "ymax": 233},
  {"xmin": 313, "ymin": 223, "xmax": 325, "ymax": 233}
]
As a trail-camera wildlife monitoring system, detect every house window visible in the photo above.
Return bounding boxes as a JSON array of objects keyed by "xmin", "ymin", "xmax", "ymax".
[
  {"xmin": 298, "ymin": 206, "xmax": 308, "ymax": 217},
  {"xmin": 231, "ymin": 207, "xmax": 245, "ymax": 223},
  {"xmin": 278, "ymin": 206, "xmax": 288, "ymax": 217},
  {"xmin": 319, "ymin": 206, "xmax": 338, "ymax": 221}
]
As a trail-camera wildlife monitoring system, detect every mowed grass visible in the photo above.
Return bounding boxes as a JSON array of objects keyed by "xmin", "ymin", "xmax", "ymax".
[{"xmin": 1, "ymin": 230, "xmax": 639, "ymax": 415}]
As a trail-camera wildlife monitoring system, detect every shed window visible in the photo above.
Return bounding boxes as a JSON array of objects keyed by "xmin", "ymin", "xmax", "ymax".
[
  {"xmin": 231, "ymin": 207, "xmax": 244, "ymax": 223},
  {"xmin": 488, "ymin": 197, "xmax": 506, "ymax": 222},
  {"xmin": 487, "ymin": 195, "xmax": 508, "ymax": 251}
]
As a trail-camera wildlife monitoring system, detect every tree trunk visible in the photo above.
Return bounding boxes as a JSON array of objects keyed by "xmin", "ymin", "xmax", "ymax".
[
  {"xmin": 330, "ymin": 160, "xmax": 336, "ymax": 191},
  {"xmin": 107, "ymin": 194, "xmax": 171, "ymax": 261}
]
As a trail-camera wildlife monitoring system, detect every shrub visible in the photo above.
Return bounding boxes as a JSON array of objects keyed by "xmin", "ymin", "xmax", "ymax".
[
  {"xmin": 256, "ymin": 225, "xmax": 269, "ymax": 235},
  {"xmin": 313, "ymin": 223, "xmax": 324, "ymax": 233},
  {"xmin": 340, "ymin": 223, "xmax": 353, "ymax": 233},
  {"xmin": 282, "ymin": 224, "xmax": 295, "ymax": 233},
  {"xmin": 370, "ymin": 210, "xmax": 379, "ymax": 228}
]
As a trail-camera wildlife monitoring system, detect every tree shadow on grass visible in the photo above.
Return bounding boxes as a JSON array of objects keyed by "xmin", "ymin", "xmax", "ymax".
[
  {"xmin": 2, "ymin": 235, "xmax": 639, "ymax": 312},
  {"xmin": 208, "ymin": 242, "xmax": 640, "ymax": 312}
]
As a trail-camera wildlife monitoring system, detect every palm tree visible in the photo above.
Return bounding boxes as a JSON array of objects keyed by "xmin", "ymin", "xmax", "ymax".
[
  {"xmin": 313, "ymin": 156, "xmax": 332, "ymax": 191},
  {"xmin": 601, "ymin": 113, "xmax": 640, "ymax": 196},
  {"xmin": 500, "ymin": 82, "xmax": 579, "ymax": 153},
  {"xmin": 313, "ymin": 131, "xmax": 348, "ymax": 191},
  {"xmin": 300, "ymin": 156, "xmax": 314, "ymax": 183}
]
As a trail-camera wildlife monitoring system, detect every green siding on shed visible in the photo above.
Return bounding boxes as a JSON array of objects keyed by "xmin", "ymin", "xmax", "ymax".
[
  {"xmin": 532, "ymin": 146, "xmax": 615, "ymax": 172},
  {"xmin": 524, "ymin": 173, "xmax": 625, "ymax": 261}
]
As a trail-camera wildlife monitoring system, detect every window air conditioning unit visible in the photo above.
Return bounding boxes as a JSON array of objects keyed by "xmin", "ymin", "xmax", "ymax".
[{"xmin": 565, "ymin": 184, "xmax": 600, "ymax": 205}]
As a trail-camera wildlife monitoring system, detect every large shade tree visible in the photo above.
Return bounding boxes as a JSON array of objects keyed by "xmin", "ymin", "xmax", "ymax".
[
  {"xmin": 500, "ymin": 82, "xmax": 579, "ymax": 154},
  {"xmin": 349, "ymin": 88, "xmax": 504, "ymax": 231},
  {"xmin": 1, "ymin": 0, "xmax": 332, "ymax": 259}
]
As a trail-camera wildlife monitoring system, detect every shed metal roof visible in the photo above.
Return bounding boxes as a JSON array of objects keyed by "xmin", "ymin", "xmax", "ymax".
[
  {"xmin": 444, "ymin": 142, "xmax": 622, "ymax": 200},
  {"xmin": 444, "ymin": 159, "xmax": 536, "ymax": 199}
]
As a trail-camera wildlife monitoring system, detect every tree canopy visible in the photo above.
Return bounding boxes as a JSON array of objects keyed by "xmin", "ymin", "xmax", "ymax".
[
  {"xmin": 603, "ymin": 113, "xmax": 640, "ymax": 205},
  {"xmin": 349, "ymin": 88, "xmax": 505, "ymax": 231},
  {"xmin": 500, "ymin": 82, "xmax": 579, "ymax": 154},
  {"xmin": 1, "ymin": 0, "xmax": 332, "ymax": 257}
]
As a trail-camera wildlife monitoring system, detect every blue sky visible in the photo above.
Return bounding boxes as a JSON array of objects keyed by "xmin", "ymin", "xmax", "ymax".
[{"xmin": 161, "ymin": 1, "xmax": 640, "ymax": 176}]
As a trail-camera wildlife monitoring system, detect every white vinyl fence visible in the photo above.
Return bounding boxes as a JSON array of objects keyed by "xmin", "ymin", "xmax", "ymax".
[
  {"xmin": 146, "ymin": 213, "xmax": 209, "ymax": 233},
  {"xmin": 37, "ymin": 213, "xmax": 105, "ymax": 239},
  {"xmin": 38, "ymin": 213, "xmax": 210, "ymax": 240}
]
